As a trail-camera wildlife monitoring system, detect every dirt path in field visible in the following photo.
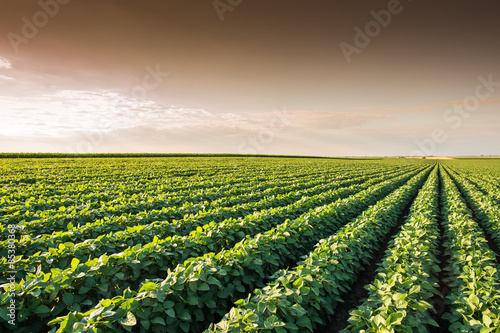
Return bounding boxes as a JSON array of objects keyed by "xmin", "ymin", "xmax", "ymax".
[{"xmin": 428, "ymin": 168, "xmax": 451, "ymax": 332}]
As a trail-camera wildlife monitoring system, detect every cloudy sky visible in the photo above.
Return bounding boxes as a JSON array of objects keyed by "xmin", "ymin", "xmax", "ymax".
[{"xmin": 1, "ymin": 0, "xmax": 499, "ymax": 156}]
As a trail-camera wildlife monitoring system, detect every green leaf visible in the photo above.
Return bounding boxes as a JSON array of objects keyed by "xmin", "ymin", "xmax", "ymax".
[
  {"xmin": 72, "ymin": 322, "xmax": 86, "ymax": 333},
  {"xmin": 296, "ymin": 316, "xmax": 312, "ymax": 330},
  {"xmin": 101, "ymin": 299, "xmax": 112, "ymax": 307},
  {"xmin": 71, "ymin": 258, "xmax": 80, "ymax": 270},
  {"xmin": 179, "ymin": 309, "xmax": 191, "ymax": 321},
  {"xmin": 186, "ymin": 296, "xmax": 198, "ymax": 306},
  {"xmin": 409, "ymin": 285, "xmax": 421, "ymax": 294},
  {"xmin": 30, "ymin": 288, "xmax": 42, "ymax": 297},
  {"xmin": 140, "ymin": 282, "xmax": 157, "ymax": 292},
  {"xmin": 34, "ymin": 304, "xmax": 51, "ymax": 314},
  {"xmin": 285, "ymin": 322, "xmax": 299, "ymax": 329},
  {"xmin": 424, "ymin": 317, "xmax": 440, "ymax": 327},
  {"xmin": 392, "ymin": 293, "xmax": 407, "ymax": 301},
  {"xmin": 78, "ymin": 286, "xmax": 90, "ymax": 294},
  {"xmin": 141, "ymin": 319, "xmax": 150, "ymax": 329},
  {"xmin": 387, "ymin": 312, "xmax": 404, "ymax": 326},
  {"xmin": 293, "ymin": 277, "xmax": 303, "ymax": 288},
  {"xmin": 119, "ymin": 312, "xmax": 137, "ymax": 327},
  {"xmin": 152, "ymin": 317, "xmax": 166, "ymax": 325},
  {"xmin": 188, "ymin": 282, "xmax": 198, "ymax": 293},
  {"xmin": 62, "ymin": 293, "xmax": 74, "ymax": 306},
  {"xmin": 207, "ymin": 276, "xmax": 222, "ymax": 288},
  {"xmin": 468, "ymin": 294, "xmax": 479, "ymax": 310},
  {"xmin": 165, "ymin": 308, "xmax": 175, "ymax": 317},
  {"xmin": 247, "ymin": 313, "xmax": 260, "ymax": 321},
  {"xmin": 372, "ymin": 314, "xmax": 386, "ymax": 327},
  {"xmin": 164, "ymin": 301, "xmax": 175, "ymax": 309},
  {"xmin": 198, "ymin": 282, "xmax": 210, "ymax": 291},
  {"xmin": 180, "ymin": 322, "xmax": 190, "ymax": 333},
  {"xmin": 483, "ymin": 314, "xmax": 492, "ymax": 327}
]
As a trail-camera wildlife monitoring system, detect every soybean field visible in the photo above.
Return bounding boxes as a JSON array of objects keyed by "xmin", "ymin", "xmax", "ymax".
[{"xmin": 1, "ymin": 156, "xmax": 500, "ymax": 332}]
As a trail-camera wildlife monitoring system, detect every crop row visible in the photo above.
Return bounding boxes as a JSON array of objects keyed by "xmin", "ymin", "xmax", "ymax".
[
  {"xmin": 8, "ymin": 165, "xmax": 417, "ymax": 287},
  {"xmin": 44, "ymin": 167, "xmax": 432, "ymax": 332},
  {"xmin": 3, "ymin": 170, "xmax": 331, "ymax": 240},
  {"xmin": 6, "ymin": 167, "xmax": 427, "ymax": 332},
  {"xmin": 0, "ymin": 158, "xmax": 365, "ymax": 202},
  {"xmin": 0, "ymin": 166, "xmax": 333, "ymax": 234},
  {"xmin": 0, "ymin": 160, "xmax": 247, "ymax": 206},
  {"xmin": 3, "ymin": 177, "xmax": 342, "ymax": 274},
  {"xmin": 0, "ymin": 168, "xmax": 346, "ymax": 255},
  {"xmin": 1, "ymin": 163, "xmax": 403, "ymax": 239},
  {"xmin": 345, "ymin": 166, "xmax": 500, "ymax": 332},
  {"xmin": 445, "ymin": 167, "xmax": 500, "ymax": 250},
  {"xmin": 345, "ymin": 167, "xmax": 441, "ymax": 332},
  {"xmin": 2, "ymin": 159, "xmax": 351, "ymax": 222},
  {"xmin": 439, "ymin": 167, "xmax": 500, "ymax": 331},
  {"xmin": 204, "ymin": 165, "xmax": 432, "ymax": 332},
  {"xmin": 2, "ymin": 166, "xmax": 418, "ymax": 276}
]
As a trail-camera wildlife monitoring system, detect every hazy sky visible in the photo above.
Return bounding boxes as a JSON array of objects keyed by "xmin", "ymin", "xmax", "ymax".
[{"xmin": 1, "ymin": 0, "xmax": 499, "ymax": 156}]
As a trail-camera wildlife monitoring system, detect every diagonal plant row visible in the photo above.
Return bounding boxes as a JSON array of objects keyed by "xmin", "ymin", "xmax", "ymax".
[
  {"xmin": 0, "ymin": 167, "xmax": 329, "ymax": 236},
  {"xmin": 467, "ymin": 174, "xmax": 500, "ymax": 203},
  {"xmin": 1, "ymin": 166, "xmax": 395, "ymax": 274},
  {"xmin": 2, "ymin": 163, "xmax": 397, "ymax": 241},
  {"xmin": 204, "ymin": 165, "xmax": 432, "ymax": 333},
  {"xmin": 441, "ymin": 164, "xmax": 500, "ymax": 196},
  {"xmin": 344, "ymin": 167, "xmax": 442, "ymax": 332},
  {"xmin": 439, "ymin": 167, "xmax": 500, "ymax": 332},
  {"xmin": 0, "ymin": 169, "xmax": 248, "ymax": 220},
  {"xmin": 445, "ymin": 167, "xmax": 500, "ymax": 251},
  {"xmin": 1, "ymin": 158, "xmax": 304, "ymax": 219},
  {"xmin": 445, "ymin": 166, "xmax": 500, "ymax": 203},
  {"xmin": 0, "ymin": 167, "xmax": 280, "ymax": 214},
  {"xmin": 0, "ymin": 171, "xmax": 236, "ymax": 215},
  {"xmin": 45, "ymin": 167, "xmax": 432, "ymax": 333},
  {"xmin": 0, "ymin": 159, "xmax": 389, "ymax": 220},
  {"xmin": 1, "ymin": 159, "xmax": 344, "ymax": 228},
  {"xmin": 4, "ymin": 172, "xmax": 332, "ymax": 253},
  {"xmin": 4, "ymin": 166, "xmax": 417, "ymax": 275},
  {"xmin": 0, "ymin": 168, "xmax": 427, "ymax": 333},
  {"xmin": 0, "ymin": 170, "xmax": 345, "ymax": 257},
  {"xmin": 2, "ymin": 178, "xmax": 337, "ymax": 274},
  {"xmin": 0, "ymin": 164, "xmax": 315, "ymax": 210},
  {"xmin": 0, "ymin": 161, "xmax": 361, "ymax": 214}
]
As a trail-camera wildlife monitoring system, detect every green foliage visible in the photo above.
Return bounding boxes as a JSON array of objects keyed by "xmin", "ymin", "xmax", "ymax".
[
  {"xmin": 7, "ymin": 157, "xmax": 500, "ymax": 332},
  {"xmin": 438, "ymin": 168, "xmax": 500, "ymax": 332},
  {"xmin": 345, "ymin": 168, "xmax": 441, "ymax": 332},
  {"xmin": 47, "ymin": 166, "xmax": 430, "ymax": 332},
  {"xmin": 205, "ymin": 167, "xmax": 432, "ymax": 332}
]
